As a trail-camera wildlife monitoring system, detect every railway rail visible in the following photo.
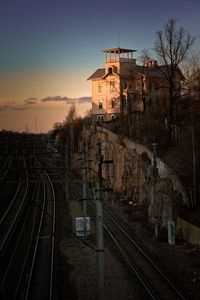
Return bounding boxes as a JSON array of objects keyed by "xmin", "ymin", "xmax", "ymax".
[
  {"xmin": 0, "ymin": 157, "xmax": 29, "ymax": 252},
  {"xmin": 23, "ymin": 159, "xmax": 56, "ymax": 300},
  {"xmin": 0, "ymin": 156, "xmax": 30, "ymax": 299},
  {"xmin": 103, "ymin": 208, "xmax": 186, "ymax": 300},
  {"xmin": 43, "ymin": 154, "xmax": 187, "ymax": 300},
  {"xmin": 0, "ymin": 156, "xmax": 56, "ymax": 300},
  {"xmin": 0, "ymin": 154, "xmax": 14, "ymax": 181}
]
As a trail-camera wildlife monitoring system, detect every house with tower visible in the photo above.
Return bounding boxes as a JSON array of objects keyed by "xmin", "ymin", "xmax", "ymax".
[{"xmin": 88, "ymin": 47, "xmax": 184, "ymax": 122}]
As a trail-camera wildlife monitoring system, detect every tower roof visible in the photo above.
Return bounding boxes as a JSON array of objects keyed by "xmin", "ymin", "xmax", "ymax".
[
  {"xmin": 102, "ymin": 47, "xmax": 137, "ymax": 63},
  {"xmin": 102, "ymin": 47, "xmax": 137, "ymax": 53}
]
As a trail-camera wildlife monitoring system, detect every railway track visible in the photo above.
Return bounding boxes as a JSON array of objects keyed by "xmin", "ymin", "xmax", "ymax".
[
  {"xmin": 0, "ymin": 156, "xmax": 56, "ymax": 300},
  {"xmin": 0, "ymin": 157, "xmax": 30, "ymax": 299},
  {"xmin": 69, "ymin": 186, "xmax": 185, "ymax": 300},
  {"xmin": 0, "ymin": 157, "xmax": 29, "ymax": 252},
  {"xmin": 43, "ymin": 154, "xmax": 187, "ymax": 299},
  {"xmin": 0, "ymin": 154, "xmax": 13, "ymax": 180},
  {"xmin": 78, "ymin": 194, "xmax": 186, "ymax": 300},
  {"xmin": 0, "ymin": 155, "xmax": 24, "ymax": 220},
  {"xmin": 21, "ymin": 159, "xmax": 56, "ymax": 300},
  {"xmin": 103, "ymin": 208, "xmax": 186, "ymax": 300}
]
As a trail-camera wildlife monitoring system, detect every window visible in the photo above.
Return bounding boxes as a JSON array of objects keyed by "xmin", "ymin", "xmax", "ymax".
[
  {"xmin": 97, "ymin": 115, "xmax": 104, "ymax": 122},
  {"xmin": 110, "ymin": 82, "xmax": 115, "ymax": 92},
  {"xmin": 98, "ymin": 84, "xmax": 102, "ymax": 93},
  {"xmin": 99, "ymin": 100, "xmax": 103, "ymax": 109},
  {"xmin": 111, "ymin": 98, "xmax": 115, "ymax": 108},
  {"xmin": 108, "ymin": 67, "xmax": 113, "ymax": 74}
]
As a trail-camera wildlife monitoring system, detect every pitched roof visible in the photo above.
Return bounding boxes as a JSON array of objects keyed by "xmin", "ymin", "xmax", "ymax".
[
  {"xmin": 132, "ymin": 65, "xmax": 184, "ymax": 80},
  {"xmin": 147, "ymin": 66, "xmax": 167, "ymax": 78},
  {"xmin": 87, "ymin": 68, "xmax": 105, "ymax": 80},
  {"xmin": 132, "ymin": 65, "xmax": 166, "ymax": 77},
  {"xmin": 88, "ymin": 65, "xmax": 184, "ymax": 81}
]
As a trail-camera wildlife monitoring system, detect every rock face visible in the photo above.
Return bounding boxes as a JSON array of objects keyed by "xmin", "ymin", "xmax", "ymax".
[{"xmin": 82, "ymin": 125, "xmax": 188, "ymax": 228}]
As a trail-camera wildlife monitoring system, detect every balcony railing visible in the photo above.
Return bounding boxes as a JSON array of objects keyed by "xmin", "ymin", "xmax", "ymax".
[{"xmin": 105, "ymin": 58, "xmax": 135, "ymax": 63}]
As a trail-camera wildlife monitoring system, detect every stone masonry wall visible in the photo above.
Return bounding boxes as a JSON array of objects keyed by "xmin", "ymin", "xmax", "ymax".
[{"xmin": 83, "ymin": 125, "xmax": 188, "ymax": 227}]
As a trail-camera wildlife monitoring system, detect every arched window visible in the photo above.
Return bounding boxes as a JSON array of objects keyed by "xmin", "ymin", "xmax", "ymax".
[
  {"xmin": 99, "ymin": 100, "xmax": 103, "ymax": 109},
  {"xmin": 108, "ymin": 67, "xmax": 113, "ymax": 75}
]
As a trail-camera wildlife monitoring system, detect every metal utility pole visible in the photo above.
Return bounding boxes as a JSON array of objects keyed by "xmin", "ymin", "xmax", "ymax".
[
  {"xmin": 152, "ymin": 143, "xmax": 159, "ymax": 238},
  {"xmin": 82, "ymin": 139, "xmax": 87, "ymax": 236},
  {"xmin": 70, "ymin": 122, "xmax": 74, "ymax": 159},
  {"xmin": 191, "ymin": 95, "xmax": 196, "ymax": 207},
  {"xmin": 96, "ymin": 139, "xmax": 105, "ymax": 300},
  {"xmin": 65, "ymin": 145, "xmax": 69, "ymax": 201},
  {"xmin": 35, "ymin": 116, "xmax": 37, "ymax": 134}
]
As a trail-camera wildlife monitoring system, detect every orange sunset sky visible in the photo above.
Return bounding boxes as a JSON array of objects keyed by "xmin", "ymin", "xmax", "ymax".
[
  {"xmin": 0, "ymin": 69, "xmax": 92, "ymax": 133},
  {"xmin": 1, "ymin": 0, "xmax": 199, "ymax": 133}
]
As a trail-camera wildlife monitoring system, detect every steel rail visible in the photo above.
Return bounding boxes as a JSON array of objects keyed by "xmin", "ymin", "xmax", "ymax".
[
  {"xmin": 104, "ymin": 208, "xmax": 186, "ymax": 299},
  {"xmin": 24, "ymin": 159, "xmax": 56, "ymax": 300},
  {"xmin": 102, "ymin": 207, "xmax": 186, "ymax": 300},
  {"xmin": 24, "ymin": 166, "xmax": 46, "ymax": 300},
  {"xmin": 0, "ymin": 180, "xmax": 22, "ymax": 224},
  {"xmin": 0, "ymin": 154, "xmax": 13, "ymax": 181},
  {"xmin": 0, "ymin": 158, "xmax": 29, "ymax": 252},
  {"xmin": 44, "ymin": 170, "xmax": 56, "ymax": 300},
  {"xmin": 13, "ymin": 170, "xmax": 42, "ymax": 299},
  {"xmin": 56, "ymin": 164, "xmax": 158, "ymax": 299},
  {"xmin": 0, "ymin": 199, "xmax": 32, "ymax": 293},
  {"xmin": 103, "ymin": 223, "xmax": 159, "ymax": 299},
  {"xmin": 37, "ymin": 155, "xmax": 57, "ymax": 298},
  {"xmin": 60, "ymin": 168, "xmax": 186, "ymax": 300}
]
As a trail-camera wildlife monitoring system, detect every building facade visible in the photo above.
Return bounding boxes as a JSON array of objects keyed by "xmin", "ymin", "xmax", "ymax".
[{"xmin": 88, "ymin": 47, "xmax": 184, "ymax": 122}]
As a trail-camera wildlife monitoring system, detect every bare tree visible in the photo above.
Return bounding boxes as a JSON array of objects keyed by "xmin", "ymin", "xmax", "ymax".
[
  {"xmin": 51, "ymin": 104, "xmax": 91, "ymax": 156},
  {"xmin": 183, "ymin": 52, "xmax": 200, "ymax": 98},
  {"xmin": 155, "ymin": 18, "xmax": 195, "ymax": 143},
  {"xmin": 66, "ymin": 103, "xmax": 77, "ymax": 123},
  {"xmin": 137, "ymin": 49, "xmax": 153, "ymax": 112}
]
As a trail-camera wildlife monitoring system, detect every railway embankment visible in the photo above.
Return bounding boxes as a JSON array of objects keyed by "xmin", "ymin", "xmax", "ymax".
[{"xmin": 80, "ymin": 125, "xmax": 200, "ymax": 246}]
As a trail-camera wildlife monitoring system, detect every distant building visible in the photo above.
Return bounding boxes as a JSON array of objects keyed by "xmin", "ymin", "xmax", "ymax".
[{"xmin": 88, "ymin": 47, "xmax": 184, "ymax": 122}]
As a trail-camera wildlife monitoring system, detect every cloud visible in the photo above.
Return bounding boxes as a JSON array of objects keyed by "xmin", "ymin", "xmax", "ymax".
[
  {"xmin": 40, "ymin": 95, "xmax": 91, "ymax": 104},
  {"xmin": 0, "ymin": 95, "xmax": 91, "ymax": 113},
  {"xmin": 24, "ymin": 97, "xmax": 38, "ymax": 105},
  {"xmin": 0, "ymin": 104, "xmax": 28, "ymax": 112},
  {"xmin": 41, "ymin": 96, "xmax": 71, "ymax": 102}
]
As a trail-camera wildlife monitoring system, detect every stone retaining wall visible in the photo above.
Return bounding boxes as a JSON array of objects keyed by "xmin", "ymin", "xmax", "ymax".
[{"xmin": 82, "ymin": 125, "xmax": 189, "ymax": 228}]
